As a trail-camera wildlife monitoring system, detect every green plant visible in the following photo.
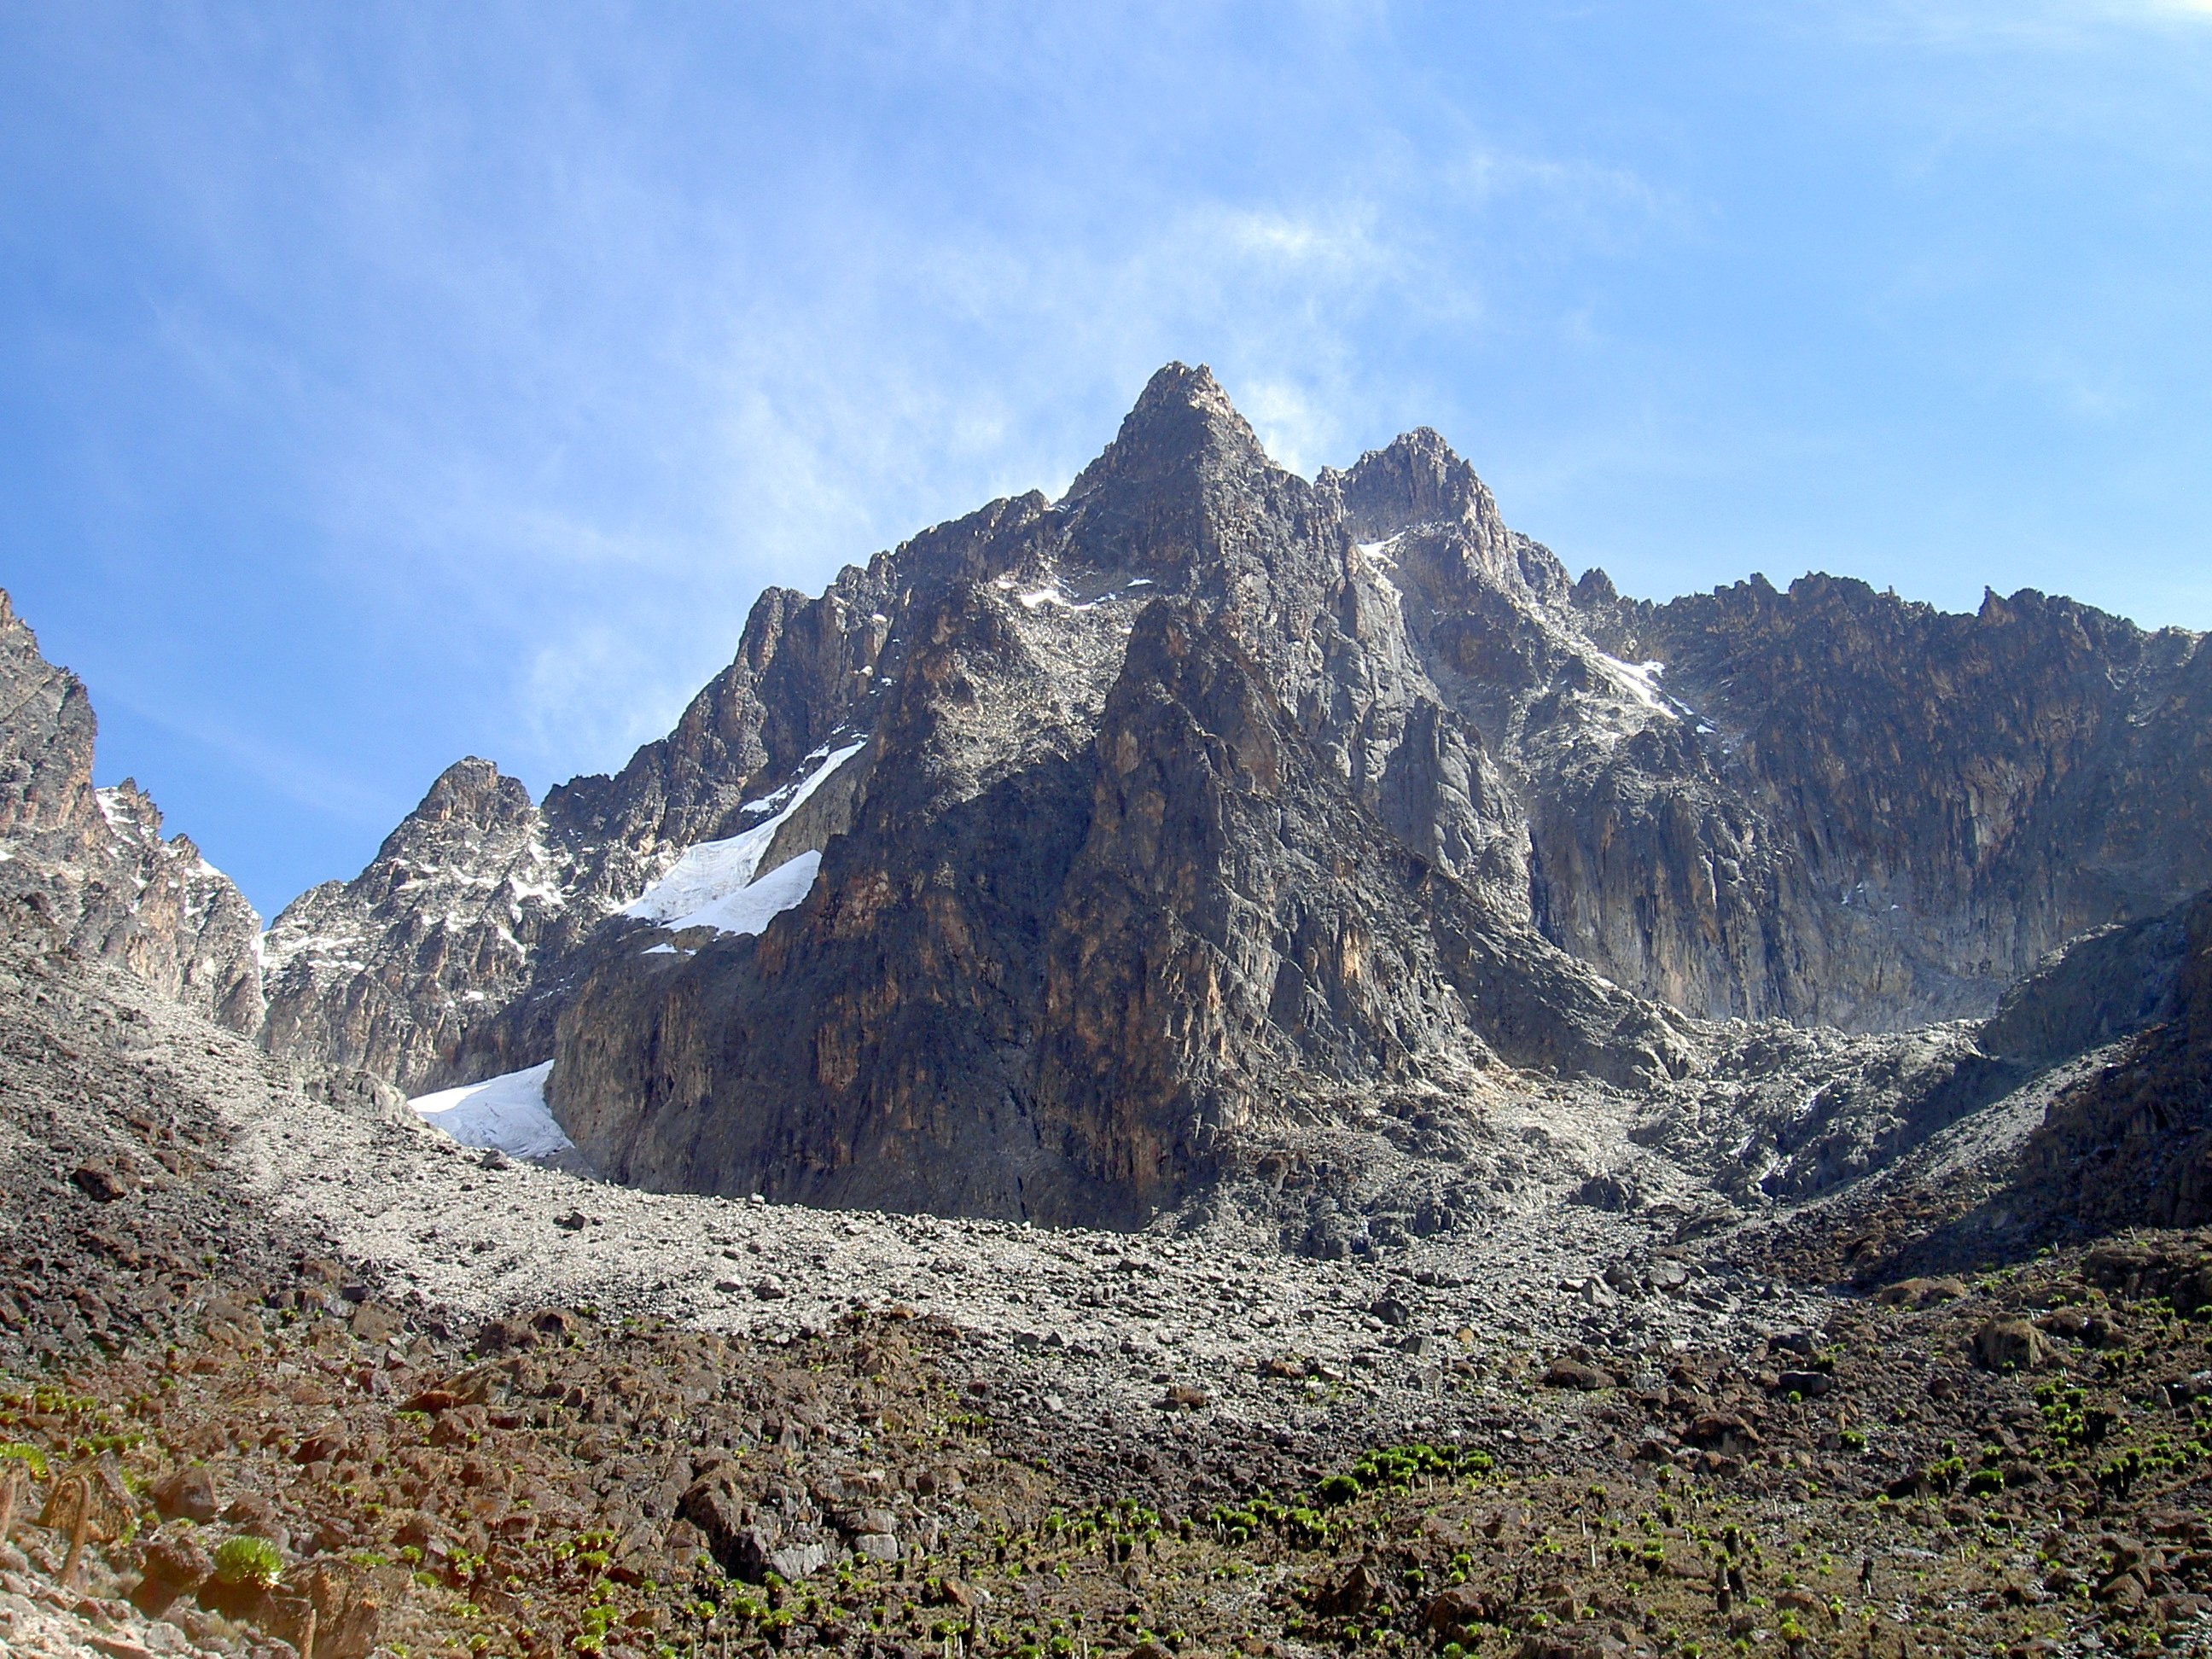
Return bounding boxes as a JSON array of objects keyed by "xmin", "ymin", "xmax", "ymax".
[{"xmin": 212, "ymin": 1534, "xmax": 284, "ymax": 1589}]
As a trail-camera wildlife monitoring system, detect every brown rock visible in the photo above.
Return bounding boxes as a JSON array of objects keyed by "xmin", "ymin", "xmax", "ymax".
[
  {"xmin": 70, "ymin": 1161, "xmax": 131, "ymax": 1202},
  {"xmin": 1315, "ymin": 1559, "xmax": 1385, "ymax": 1616},
  {"xmin": 937, "ymin": 1575, "xmax": 987, "ymax": 1610},
  {"xmin": 293, "ymin": 1424, "xmax": 348, "ymax": 1465},
  {"xmin": 1685, "ymin": 1413, "xmax": 1761, "ymax": 1451},
  {"xmin": 530, "ymin": 1306, "xmax": 580, "ymax": 1338},
  {"xmin": 201, "ymin": 1291, "xmax": 262, "ymax": 1348},
  {"xmin": 1423, "ymin": 1584, "xmax": 1495, "ymax": 1633},
  {"xmin": 131, "ymin": 1523, "xmax": 212, "ymax": 1614},
  {"xmin": 351, "ymin": 1300, "xmax": 404, "ymax": 1345},
  {"xmin": 294, "ymin": 1558, "xmax": 387, "ymax": 1659},
  {"xmin": 428, "ymin": 1403, "xmax": 490, "ymax": 1447},
  {"xmin": 1973, "ymin": 1318, "xmax": 2051, "ymax": 1371},
  {"xmin": 474, "ymin": 1315, "xmax": 534, "ymax": 1353},
  {"xmin": 2098, "ymin": 1571, "xmax": 2148, "ymax": 1612},
  {"xmin": 678, "ymin": 1464, "xmax": 751, "ymax": 1574},
  {"xmin": 152, "ymin": 1464, "xmax": 219, "ymax": 1523},
  {"xmin": 1543, "ymin": 1358, "xmax": 1615, "ymax": 1390}
]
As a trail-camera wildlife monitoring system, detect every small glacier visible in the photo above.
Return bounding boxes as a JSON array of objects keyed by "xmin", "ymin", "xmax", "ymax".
[
  {"xmin": 410, "ymin": 1060, "xmax": 574, "ymax": 1161},
  {"xmin": 622, "ymin": 739, "xmax": 864, "ymax": 937}
]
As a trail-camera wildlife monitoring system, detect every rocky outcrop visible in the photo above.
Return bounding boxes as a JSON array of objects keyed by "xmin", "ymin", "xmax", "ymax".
[
  {"xmin": 0, "ymin": 590, "xmax": 263, "ymax": 1029},
  {"xmin": 259, "ymin": 757, "xmax": 575, "ymax": 1094},
  {"xmin": 2005, "ymin": 888, "xmax": 2212, "ymax": 1234},
  {"xmin": 88, "ymin": 781, "xmax": 266, "ymax": 1033},
  {"xmin": 538, "ymin": 375, "xmax": 1691, "ymax": 1224},
  {"xmin": 1580, "ymin": 575, "xmax": 2212, "ymax": 1027},
  {"xmin": 242, "ymin": 364, "xmax": 2212, "ymax": 1225},
  {"xmin": 256, "ymin": 492, "xmax": 1057, "ymax": 1092}
]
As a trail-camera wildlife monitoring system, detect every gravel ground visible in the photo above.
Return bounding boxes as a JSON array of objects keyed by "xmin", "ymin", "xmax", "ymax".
[
  {"xmin": 10, "ymin": 934, "xmax": 2212, "ymax": 1658},
  {"xmin": 216, "ymin": 1016, "xmax": 1837, "ymax": 1471},
  {"xmin": 0, "ymin": 917, "xmax": 1832, "ymax": 1466}
]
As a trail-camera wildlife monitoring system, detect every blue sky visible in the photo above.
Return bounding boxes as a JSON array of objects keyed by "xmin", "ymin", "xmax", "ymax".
[{"xmin": 3, "ymin": 2, "xmax": 2209, "ymax": 917}]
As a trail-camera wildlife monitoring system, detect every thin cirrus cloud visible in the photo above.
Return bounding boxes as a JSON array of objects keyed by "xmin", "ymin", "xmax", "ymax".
[
  {"xmin": 486, "ymin": 163, "xmax": 1641, "ymax": 771},
  {"xmin": 2, "ymin": 3, "xmax": 2207, "ymax": 915}
]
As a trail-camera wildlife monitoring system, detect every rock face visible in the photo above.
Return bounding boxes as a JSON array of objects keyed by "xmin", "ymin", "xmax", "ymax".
[
  {"xmin": 0, "ymin": 591, "xmax": 263, "ymax": 1030},
  {"xmin": 260, "ymin": 757, "xmax": 573, "ymax": 1093},
  {"xmin": 537, "ymin": 371, "xmax": 1701, "ymax": 1224},
  {"xmin": 256, "ymin": 504, "xmax": 981, "ymax": 1094},
  {"xmin": 1572, "ymin": 575, "xmax": 2212, "ymax": 1026},
  {"xmin": 245, "ymin": 365, "xmax": 2212, "ymax": 1220},
  {"xmin": 2005, "ymin": 887, "xmax": 2212, "ymax": 1235},
  {"xmin": 87, "ymin": 364, "xmax": 2210, "ymax": 1223}
]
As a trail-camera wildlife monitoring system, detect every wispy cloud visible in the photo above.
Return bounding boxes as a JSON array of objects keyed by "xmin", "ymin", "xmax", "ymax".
[
  {"xmin": 99, "ymin": 686, "xmax": 395, "ymax": 830},
  {"xmin": 10, "ymin": 1, "xmax": 2206, "ymax": 909},
  {"xmin": 1818, "ymin": 0, "xmax": 2212, "ymax": 46}
]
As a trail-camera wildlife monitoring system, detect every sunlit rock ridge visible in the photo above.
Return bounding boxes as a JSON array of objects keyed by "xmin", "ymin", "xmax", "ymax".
[{"xmin": 12, "ymin": 365, "xmax": 2210, "ymax": 1228}]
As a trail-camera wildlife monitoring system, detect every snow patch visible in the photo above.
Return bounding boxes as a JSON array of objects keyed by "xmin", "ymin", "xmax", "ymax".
[
  {"xmin": 655, "ymin": 849, "xmax": 822, "ymax": 939},
  {"xmin": 410, "ymin": 1061, "xmax": 573, "ymax": 1161},
  {"xmin": 1015, "ymin": 582, "xmax": 1109, "ymax": 613},
  {"xmin": 1592, "ymin": 652, "xmax": 1675, "ymax": 718},
  {"xmin": 622, "ymin": 741, "xmax": 863, "ymax": 936}
]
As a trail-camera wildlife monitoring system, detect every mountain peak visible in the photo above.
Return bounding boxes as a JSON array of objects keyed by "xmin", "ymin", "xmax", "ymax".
[
  {"xmin": 1062, "ymin": 362, "xmax": 1274, "ymax": 509},
  {"xmin": 1329, "ymin": 426, "xmax": 1500, "ymax": 544},
  {"xmin": 1127, "ymin": 360, "xmax": 1241, "ymax": 426}
]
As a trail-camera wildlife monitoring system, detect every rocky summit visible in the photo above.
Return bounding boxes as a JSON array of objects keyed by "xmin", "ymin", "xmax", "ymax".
[
  {"xmin": 231, "ymin": 364, "xmax": 2209, "ymax": 1230},
  {"xmin": 3, "ymin": 363, "xmax": 2212, "ymax": 1658}
]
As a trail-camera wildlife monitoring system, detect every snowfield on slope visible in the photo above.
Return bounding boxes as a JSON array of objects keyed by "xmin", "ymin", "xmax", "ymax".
[
  {"xmin": 622, "ymin": 739, "xmax": 864, "ymax": 936},
  {"xmin": 410, "ymin": 1058, "xmax": 574, "ymax": 1161}
]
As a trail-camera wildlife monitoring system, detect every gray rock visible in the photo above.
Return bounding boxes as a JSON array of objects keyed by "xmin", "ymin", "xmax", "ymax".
[
  {"xmin": 0, "ymin": 592, "xmax": 263, "ymax": 1030},
  {"xmin": 219, "ymin": 365, "xmax": 2212, "ymax": 1234},
  {"xmin": 768, "ymin": 1540, "xmax": 831, "ymax": 1581}
]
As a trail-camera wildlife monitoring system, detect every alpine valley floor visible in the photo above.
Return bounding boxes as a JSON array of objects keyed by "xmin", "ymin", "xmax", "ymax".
[{"xmin": 3, "ymin": 922, "xmax": 2212, "ymax": 1659}]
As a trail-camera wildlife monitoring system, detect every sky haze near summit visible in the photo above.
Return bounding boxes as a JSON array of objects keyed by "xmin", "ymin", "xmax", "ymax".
[{"xmin": 3, "ymin": 2, "xmax": 2209, "ymax": 915}]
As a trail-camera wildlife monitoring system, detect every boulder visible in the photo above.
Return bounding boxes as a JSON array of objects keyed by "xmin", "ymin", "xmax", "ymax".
[
  {"xmin": 1973, "ymin": 1318, "xmax": 2051, "ymax": 1372},
  {"xmin": 1543, "ymin": 1358, "xmax": 1615, "ymax": 1390},
  {"xmin": 152, "ymin": 1464, "xmax": 220, "ymax": 1524}
]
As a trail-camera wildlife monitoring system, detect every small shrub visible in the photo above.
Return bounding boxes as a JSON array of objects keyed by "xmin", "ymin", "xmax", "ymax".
[{"xmin": 212, "ymin": 1534, "xmax": 284, "ymax": 1589}]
